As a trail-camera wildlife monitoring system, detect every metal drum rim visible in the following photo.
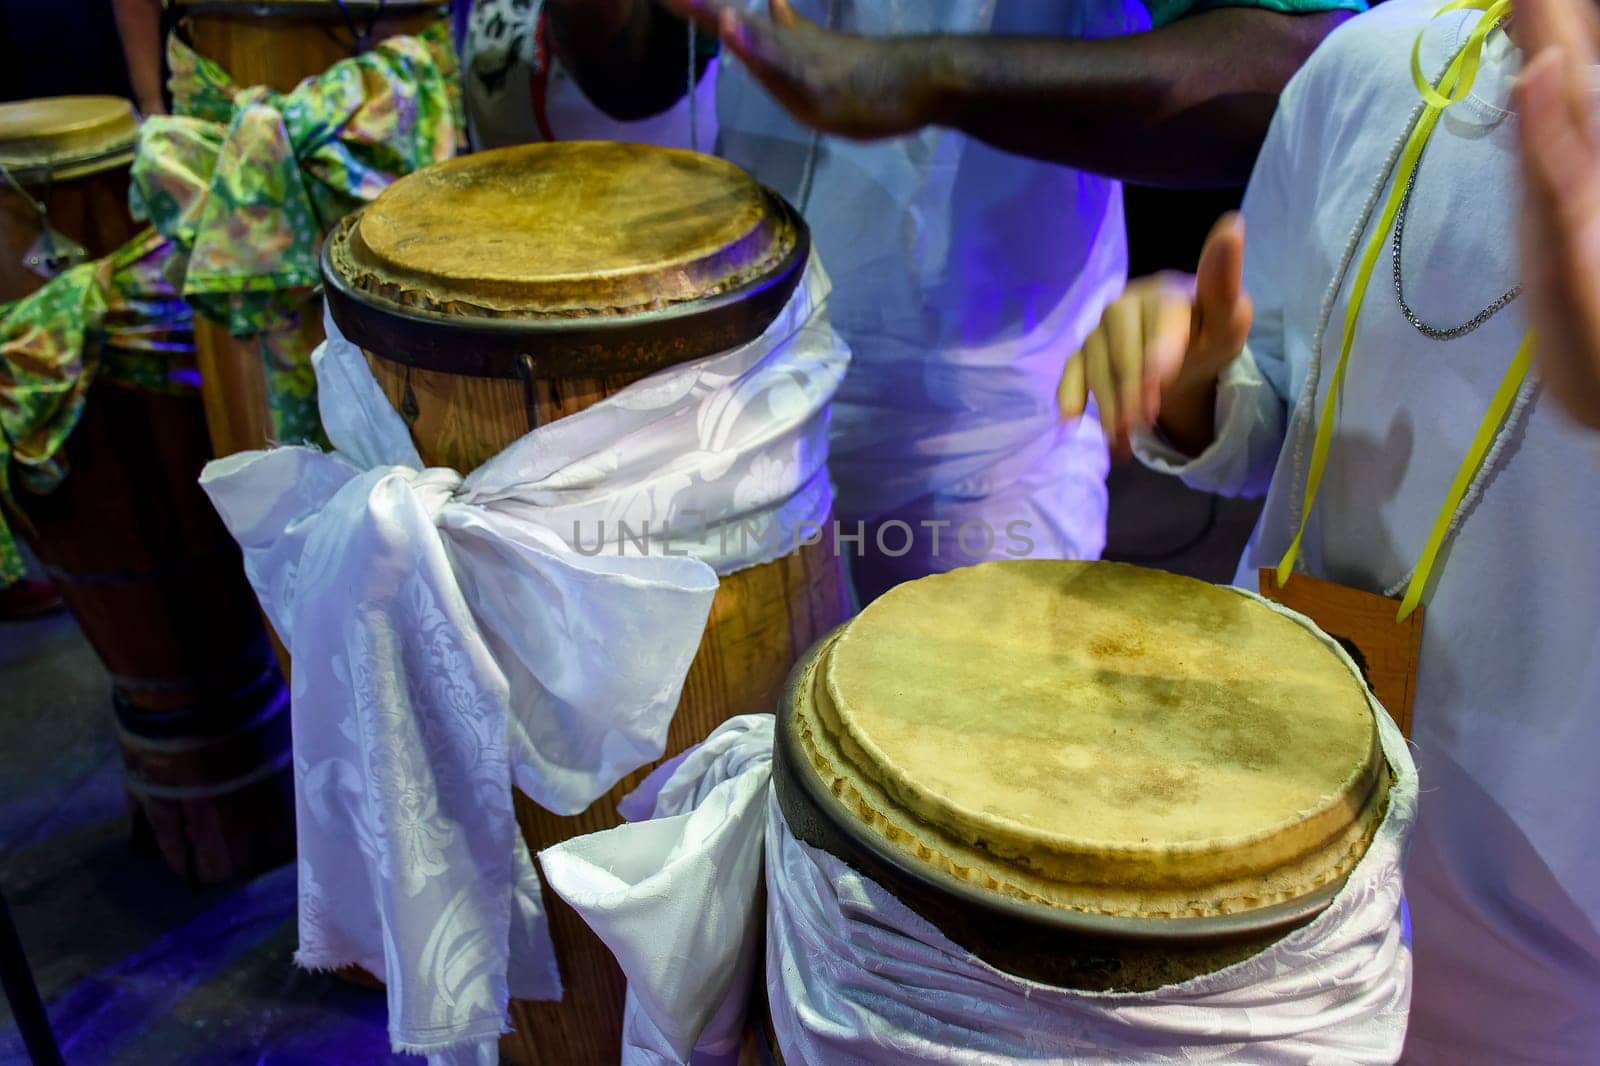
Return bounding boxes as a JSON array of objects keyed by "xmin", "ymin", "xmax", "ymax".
[
  {"xmin": 0, "ymin": 142, "xmax": 137, "ymax": 186},
  {"xmin": 320, "ymin": 189, "xmax": 812, "ymax": 380},
  {"xmin": 774, "ymin": 628, "xmax": 1346, "ymax": 952}
]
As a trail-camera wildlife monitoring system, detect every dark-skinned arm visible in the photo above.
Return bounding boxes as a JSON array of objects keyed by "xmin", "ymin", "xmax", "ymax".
[
  {"xmin": 558, "ymin": 0, "xmax": 1350, "ymax": 187},
  {"xmin": 111, "ymin": 0, "xmax": 167, "ymax": 116},
  {"xmin": 909, "ymin": 9, "xmax": 1347, "ymax": 187},
  {"xmin": 676, "ymin": 0, "xmax": 1349, "ymax": 187}
]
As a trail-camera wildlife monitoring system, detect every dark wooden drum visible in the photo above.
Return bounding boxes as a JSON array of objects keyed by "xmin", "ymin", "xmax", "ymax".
[
  {"xmin": 0, "ymin": 98, "xmax": 292, "ymax": 885},
  {"xmin": 0, "ymin": 97, "xmax": 140, "ymax": 302},
  {"xmin": 172, "ymin": 0, "xmax": 449, "ymax": 94},
  {"xmin": 322, "ymin": 141, "xmax": 852, "ymax": 1065},
  {"xmin": 166, "ymin": 0, "xmax": 450, "ymax": 459}
]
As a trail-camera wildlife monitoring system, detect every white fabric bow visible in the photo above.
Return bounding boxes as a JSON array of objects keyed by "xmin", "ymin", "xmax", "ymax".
[
  {"xmin": 199, "ymin": 261, "xmax": 846, "ymax": 1063},
  {"xmin": 542, "ymin": 593, "xmax": 1419, "ymax": 1065}
]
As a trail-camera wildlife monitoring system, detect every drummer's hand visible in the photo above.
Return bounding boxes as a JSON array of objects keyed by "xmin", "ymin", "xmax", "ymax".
[
  {"xmin": 1059, "ymin": 213, "xmax": 1252, "ymax": 459},
  {"xmin": 1515, "ymin": 0, "xmax": 1600, "ymax": 428},
  {"xmin": 659, "ymin": 0, "xmax": 936, "ymax": 138}
]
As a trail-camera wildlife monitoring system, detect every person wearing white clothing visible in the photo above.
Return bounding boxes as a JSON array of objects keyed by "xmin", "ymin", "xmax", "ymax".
[
  {"xmin": 1061, "ymin": 0, "xmax": 1600, "ymax": 1059},
  {"xmin": 545, "ymin": 0, "xmax": 1359, "ymax": 602}
]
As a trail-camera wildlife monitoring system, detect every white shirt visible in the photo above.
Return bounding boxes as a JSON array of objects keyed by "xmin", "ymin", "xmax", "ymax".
[
  {"xmin": 716, "ymin": 0, "xmax": 1132, "ymax": 568},
  {"xmin": 1138, "ymin": 4, "xmax": 1600, "ymax": 1059}
]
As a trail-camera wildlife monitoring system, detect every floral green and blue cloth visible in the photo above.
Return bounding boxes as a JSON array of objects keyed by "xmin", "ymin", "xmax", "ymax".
[
  {"xmin": 0, "ymin": 229, "xmax": 196, "ymax": 582},
  {"xmin": 130, "ymin": 21, "xmax": 464, "ymax": 446}
]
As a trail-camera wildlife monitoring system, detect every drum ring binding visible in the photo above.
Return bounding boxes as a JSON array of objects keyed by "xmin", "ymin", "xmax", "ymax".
[{"xmin": 319, "ymin": 192, "xmax": 811, "ymax": 382}]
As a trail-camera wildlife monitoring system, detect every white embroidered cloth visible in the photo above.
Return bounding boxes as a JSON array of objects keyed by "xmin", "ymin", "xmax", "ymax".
[
  {"xmin": 198, "ymin": 261, "xmax": 846, "ymax": 1064},
  {"xmin": 541, "ymin": 593, "xmax": 1419, "ymax": 1065}
]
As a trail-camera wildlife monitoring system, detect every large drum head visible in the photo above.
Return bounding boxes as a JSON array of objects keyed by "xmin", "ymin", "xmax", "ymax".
[
  {"xmin": 322, "ymin": 141, "xmax": 808, "ymax": 379},
  {"xmin": 0, "ymin": 97, "xmax": 139, "ymax": 183},
  {"xmin": 776, "ymin": 560, "xmax": 1393, "ymax": 990}
]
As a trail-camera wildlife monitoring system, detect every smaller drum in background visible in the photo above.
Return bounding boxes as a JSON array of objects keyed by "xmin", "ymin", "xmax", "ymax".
[
  {"xmin": 0, "ymin": 100, "xmax": 292, "ymax": 885},
  {"xmin": 0, "ymin": 97, "xmax": 141, "ymax": 301},
  {"xmin": 769, "ymin": 559, "xmax": 1403, "ymax": 1059},
  {"xmin": 322, "ymin": 140, "xmax": 851, "ymax": 1065},
  {"xmin": 165, "ymin": 0, "xmax": 451, "ymax": 458}
]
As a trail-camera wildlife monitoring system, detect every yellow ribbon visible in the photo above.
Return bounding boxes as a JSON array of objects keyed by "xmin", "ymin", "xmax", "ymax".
[{"xmin": 1275, "ymin": 0, "xmax": 1531, "ymax": 621}]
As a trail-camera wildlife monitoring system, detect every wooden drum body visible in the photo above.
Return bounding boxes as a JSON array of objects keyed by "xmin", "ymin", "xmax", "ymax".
[
  {"xmin": 322, "ymin": 141, "xmax": 851, "ymax": 1065},
  {"xmin": 0, "ymin": 98, "xmax": 292, "ymax": 883},
  {"xmin": 174, "ymin": 1, "xmax": 449, "ymax": 94},
  {"xmin": 168, "ymin": 0, "xmax": 449, "ymax": 458},
  {"xmin": 22, "ymin": 386, "xmax": 293, "ymax": 885}
]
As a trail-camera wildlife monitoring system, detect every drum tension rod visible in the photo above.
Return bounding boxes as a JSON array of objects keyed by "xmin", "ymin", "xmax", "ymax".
[
  {"xmin": 332, "ymin": 0, "xmax": 387, "ymax": 56},
  {"xmin": 400, "ymin": 366, "xmax": 420, "ymax": 427},
  {"xmin": 516, "ymin": 354, "xmax": 539, "ymax": 432},
  {"xmin": 1, "ymin": 165, "xmax": 80, "ymax": 276}
]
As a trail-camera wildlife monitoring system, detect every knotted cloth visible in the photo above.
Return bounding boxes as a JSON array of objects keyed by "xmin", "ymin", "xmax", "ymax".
[
  {"xmin": 131, "ymin": 22, "xmax": 463, "ymax": 445},
  {"xmin": 0, "ymin": 229, "xmax": 194, "ymax": 582},
  {"xmin": 199, "ymin": 263, "xmax": 847, "ymax": 1064}
]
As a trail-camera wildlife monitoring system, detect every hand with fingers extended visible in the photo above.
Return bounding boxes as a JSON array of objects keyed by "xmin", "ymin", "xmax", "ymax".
[
  {"xmin": 1515, "ymin": 0, "xmax": 1600, "ymax": 429},
  {"xmin": 1058, "ymin": 213, "xmax": 1253, "ymax": 459},
  {"xmin": 660, "ymin": 0, "xmax": 939, "ymax": 139}
]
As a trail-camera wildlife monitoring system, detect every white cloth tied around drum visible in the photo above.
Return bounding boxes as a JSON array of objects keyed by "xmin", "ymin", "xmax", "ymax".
[
  {"xmin": 197, "ymin": 260, "xmax": 847, "ymax": 1065},
  {"xmin": 539, "ymin": 594, "xmax": 1420, "ymax": 1065}
]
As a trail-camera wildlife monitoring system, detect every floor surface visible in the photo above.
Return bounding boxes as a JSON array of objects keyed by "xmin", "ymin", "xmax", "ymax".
[{"xmin": 0, "ymin": 609, "xmax": 404, "ymax": 1065}]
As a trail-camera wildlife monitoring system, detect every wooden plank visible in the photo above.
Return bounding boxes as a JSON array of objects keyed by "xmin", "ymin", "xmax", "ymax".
[{"xmin": 1258, "ymin": 569, "xmax": 1423, "ymax": 739}]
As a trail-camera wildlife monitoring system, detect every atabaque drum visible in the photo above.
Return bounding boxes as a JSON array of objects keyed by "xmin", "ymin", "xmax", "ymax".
[
  {"xmin": 769, "ymin": 560, "xmax": 1408, "ymax": 1060},
  {"xmin": 171, "ymin": 0, "xmax": 449, "ymax": 94},
  {"xmin": 0, "ymin": 100, "xmax": 292, "ymax": 885},
  {"xmin": 321, "ymin": 140, "xmax": 852, "ymax": 1065},
  {"xmin": 167, "ymin": 0, "xmax": 450, "ymax": 459},
  {"xmin": 0, "ymin": 96, "xmax": 141, "ymax": 301}
]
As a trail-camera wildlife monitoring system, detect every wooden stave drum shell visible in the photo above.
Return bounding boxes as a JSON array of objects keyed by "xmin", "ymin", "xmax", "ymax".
[
  {"xmin": 174, "ymin": 2, "xmax": 449, "ymax": 95},
  {"xmin": 15, "ymin": 381, "xmax": 296, "ymax": 885},
  {"xmin": 2, "ymin": 142, "xmax": 293, "ymax": 884},
  {"xmin": 360, "ymin": 351, "xmax": 851, "ymax": 1066},
  {"xmin": 169, "ymin": 1, "xmax": 448, "ymax": 459},
  {"xmin": 170, "ymin": 4, "xmax": 449, "ymax": 678}
]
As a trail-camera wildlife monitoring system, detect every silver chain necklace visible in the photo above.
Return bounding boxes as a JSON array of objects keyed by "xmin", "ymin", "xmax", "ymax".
[
  {"xmin": 1291, "ymin": 89, "xmax": 1538, "ymax": 598},
  {"xmin": 1391, "ymin": 137, "xmax": 1521, "ymax": 340}
]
